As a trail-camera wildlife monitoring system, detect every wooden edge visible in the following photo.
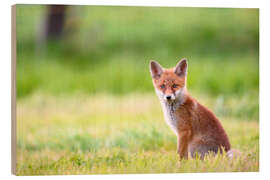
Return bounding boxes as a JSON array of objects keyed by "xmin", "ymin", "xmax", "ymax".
[{"xmin": 11, "ymin": 4, "xmax": 17, "ymax": 175}]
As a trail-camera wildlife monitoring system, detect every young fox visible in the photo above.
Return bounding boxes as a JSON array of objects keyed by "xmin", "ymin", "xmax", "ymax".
[{"xmin": 150, "ymin": 58, "xmax": 234, "ymax": 160}]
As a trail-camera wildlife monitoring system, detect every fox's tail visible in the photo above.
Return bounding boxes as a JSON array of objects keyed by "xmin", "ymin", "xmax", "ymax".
[{"xmin": 227, "ymin": 149, "xmax": 241, "ymax": 159}]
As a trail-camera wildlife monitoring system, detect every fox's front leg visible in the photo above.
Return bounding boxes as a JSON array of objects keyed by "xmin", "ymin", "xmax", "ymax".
[{"xmin": 177, "ymin": 130, "xmax": 191, "ymax": 160}]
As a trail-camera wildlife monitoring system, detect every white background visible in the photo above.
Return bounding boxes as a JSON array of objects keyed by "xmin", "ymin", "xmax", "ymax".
[{"xmin": 0, "ymin": 0, "xmax": 269, "ymax": 179}]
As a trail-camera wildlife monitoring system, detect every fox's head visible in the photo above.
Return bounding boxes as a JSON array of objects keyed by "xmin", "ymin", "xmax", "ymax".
[{"xmin": 149, "ymin": 59, "xmax": 188, "ymax": 103}]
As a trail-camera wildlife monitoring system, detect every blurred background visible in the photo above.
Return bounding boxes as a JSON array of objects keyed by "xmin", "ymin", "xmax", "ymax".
[
  {"xmin": 16, "ymin": 5, "xmax": 259, "ymax": 98},
  {"xmin": 15, "ymin": 5, "xmax": 259, "ymax": 175}
]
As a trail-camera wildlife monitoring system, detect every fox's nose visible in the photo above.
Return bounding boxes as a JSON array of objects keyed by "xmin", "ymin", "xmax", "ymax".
[{"xmin": 166, "ymin": 95, "xmax": 172, "ymax": 100}]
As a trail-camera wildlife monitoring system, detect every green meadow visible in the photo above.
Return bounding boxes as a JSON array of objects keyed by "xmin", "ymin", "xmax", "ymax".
[{"xmin": 16, "ymin": 5, "xmax": 259, "ymax": 175}]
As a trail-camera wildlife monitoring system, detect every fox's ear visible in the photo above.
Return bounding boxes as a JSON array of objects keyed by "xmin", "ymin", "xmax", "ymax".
[
  {"xmin": 174, "ymin": 58, "xmax": 188, "ymax": 77},
  {"xmin": 150, "ymin": 60, "xmax": 163, "ymax": 79}
]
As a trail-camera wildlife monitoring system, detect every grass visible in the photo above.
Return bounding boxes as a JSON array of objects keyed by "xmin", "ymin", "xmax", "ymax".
[
  {"xmin": 16, "ymin": 93, "xmax": 259, "ymax": 175},
  {"xmin": 16, "ymin": 55, "xmax": 259, "ymax": 99}
]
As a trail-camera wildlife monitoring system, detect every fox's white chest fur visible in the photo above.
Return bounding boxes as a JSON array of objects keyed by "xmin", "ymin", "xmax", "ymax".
[
  {"xmin": 160, "ymin": 100, "xmax": 181, "ymax": 135},
  {"xmin": 155, "ymin": 89, "xmax": 185, "ymax": 135}
]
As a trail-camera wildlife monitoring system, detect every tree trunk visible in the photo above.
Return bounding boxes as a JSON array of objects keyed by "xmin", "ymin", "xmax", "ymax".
[{"xmin": 46, "ymin": 5, "xmax": 67, "ymax": 39}]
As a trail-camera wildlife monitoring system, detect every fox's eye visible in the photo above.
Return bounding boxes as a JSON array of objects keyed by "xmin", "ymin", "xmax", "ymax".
[
  {"xmin": 172, "ymin": 84, "xmax": 178, "ymax": 88},
  {"xmin": 160, "ymin": 84, "xmax": 165, "ymax": 89}
]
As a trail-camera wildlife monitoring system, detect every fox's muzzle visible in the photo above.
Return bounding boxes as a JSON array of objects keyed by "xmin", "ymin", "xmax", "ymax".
[{"xmin": 164, "ymin": 94, "xmax": 175, "ymax": 101}]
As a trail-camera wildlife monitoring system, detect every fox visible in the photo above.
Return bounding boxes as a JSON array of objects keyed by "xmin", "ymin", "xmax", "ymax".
[{"xmin": 150, "ymin": 58, "xmax": 239, "ymax": 160}]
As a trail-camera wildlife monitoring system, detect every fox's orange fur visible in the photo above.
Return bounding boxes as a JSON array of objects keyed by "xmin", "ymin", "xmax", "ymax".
[{"xmin": 150, "ymin": 59, "xmax": 232, "ymax": 160}]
